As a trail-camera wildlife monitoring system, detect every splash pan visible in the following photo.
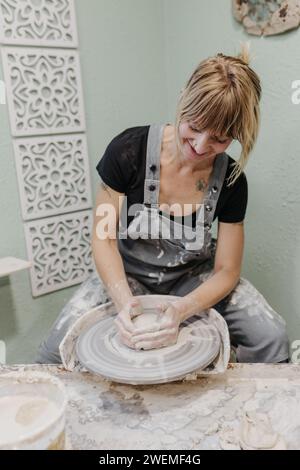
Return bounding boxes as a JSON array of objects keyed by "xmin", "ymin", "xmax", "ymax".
[{"xmin": 76, "ymin": 295, "xmax": 221, "ymax": 384}]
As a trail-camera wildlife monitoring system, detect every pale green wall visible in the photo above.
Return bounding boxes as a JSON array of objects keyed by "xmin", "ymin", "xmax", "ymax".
[{"xmin": 0, "ymin": 0, "xmax": 299, "ymax": 363}]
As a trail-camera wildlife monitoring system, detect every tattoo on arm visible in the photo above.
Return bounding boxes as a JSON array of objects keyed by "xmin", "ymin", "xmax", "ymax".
[{"xmin": 101, "ymin": 181, "xmax": 112, "ymax": 198}]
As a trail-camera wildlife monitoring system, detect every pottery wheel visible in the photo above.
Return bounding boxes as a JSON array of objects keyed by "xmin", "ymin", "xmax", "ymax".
[{"xmin": 76, "ymin": 308, "xmax": 221, "ymax": 384}]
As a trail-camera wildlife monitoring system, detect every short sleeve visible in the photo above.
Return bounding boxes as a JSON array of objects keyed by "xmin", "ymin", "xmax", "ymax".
[
  {"xmin": 96, "ymin": 131, "xmax": 132, "ymax": 193},
  {"xmin": 218, "ymin": 172, "xmax": 248, "ymax": 223}
]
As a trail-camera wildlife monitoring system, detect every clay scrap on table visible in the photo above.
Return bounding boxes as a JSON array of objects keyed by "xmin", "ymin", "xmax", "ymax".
[
  {"xmin": 232, "ymin": 0, "xmax": 300, "ymax": 36},
  {"xmin": 219, "ymin": 410, "xmax": 287, "ymax": 450}
]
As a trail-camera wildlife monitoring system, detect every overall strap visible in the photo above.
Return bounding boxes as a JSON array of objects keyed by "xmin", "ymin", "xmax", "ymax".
[
  {"xmin": 143, "ymin": 123, "xmax": 164, "ymax": 208},
  {"xmin": 199, "ymin": 153, "xmax": 229, "ymax": 231}
]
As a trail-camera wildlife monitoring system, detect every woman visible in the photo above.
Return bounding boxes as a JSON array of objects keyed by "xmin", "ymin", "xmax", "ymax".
[{"xmin": 36, "ymin": 46, "xmax": 289, "ymax": 364}]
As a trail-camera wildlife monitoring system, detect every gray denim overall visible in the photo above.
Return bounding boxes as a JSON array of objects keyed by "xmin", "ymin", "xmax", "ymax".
[
  {"xmin": 36, "ymin": 124, "xmax": 289, "ymax": 364},
  {"xmin": 117, "ymin": 123, "xmax": 228, "ymax": 294}
]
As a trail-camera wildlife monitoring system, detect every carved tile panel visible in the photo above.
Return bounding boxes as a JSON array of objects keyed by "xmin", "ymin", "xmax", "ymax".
[
  {"xmin": 1, "ymin": 47, "xmax": 86, "ymax": 136},
  {"xmin": 0, "ymin": 0, "xmax": 78, "ymax": 47},
  {"xmin": 24, "ymin": 210, "xmax": 94, "ymax": 296},
  {"xmin": 14, "ymin": 134, "xmax": 92, "ymax": 220}
]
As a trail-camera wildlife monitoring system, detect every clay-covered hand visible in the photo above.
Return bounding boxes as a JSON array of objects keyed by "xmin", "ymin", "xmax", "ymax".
[
  {"xmin": 132, "ymin": 301, "xmax": 182, "ymax": 350},
  {"xmin": 113, "ymin": 297, "xmax": 143, "ymax": 349}
]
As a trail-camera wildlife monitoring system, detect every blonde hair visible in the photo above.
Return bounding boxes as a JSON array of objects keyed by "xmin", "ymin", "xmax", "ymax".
[{"xmin": 174, "ymin": 43, "xmax": 261, "ymax": 186}]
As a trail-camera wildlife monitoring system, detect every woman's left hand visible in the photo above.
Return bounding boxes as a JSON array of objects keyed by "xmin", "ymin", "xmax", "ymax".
[{"xmin": 131, "ymin": 301, "xmax": 183, "ymax": 350}]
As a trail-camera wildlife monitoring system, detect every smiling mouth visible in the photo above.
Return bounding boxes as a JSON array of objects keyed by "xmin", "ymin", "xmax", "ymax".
[{"xmin": 187, "ymin": 141, "xmax": 207, "ymax": 157}]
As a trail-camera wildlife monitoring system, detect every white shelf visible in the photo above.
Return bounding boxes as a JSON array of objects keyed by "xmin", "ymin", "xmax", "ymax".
[{"xmin": 0, "ymin": 257, "xmax": 31, "ymax": 278}]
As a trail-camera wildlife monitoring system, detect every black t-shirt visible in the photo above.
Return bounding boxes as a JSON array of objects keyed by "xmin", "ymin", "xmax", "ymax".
[{"xmin": 96, "ymin": 125, "xmax": 248, "ymax": 228}]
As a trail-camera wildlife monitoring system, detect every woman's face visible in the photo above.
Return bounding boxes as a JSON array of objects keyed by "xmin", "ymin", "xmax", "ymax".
[{"xmin": 178, "ymin": 121, "xmax": 233, "ymax": 165}]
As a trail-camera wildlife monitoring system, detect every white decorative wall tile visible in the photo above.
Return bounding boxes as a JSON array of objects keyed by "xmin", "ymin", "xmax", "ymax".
[
  {"xmin": 24, "ymin": 210, "xmax": 94, "ymax": 296},
  {"xmin": 0, "ymin": 0, "xmax": 78, "ymax": 47},
  {"xmin": 14, "ymin": 134, "xmax": 92, "ymax": 220},
  {"xmin": 1, "ymin": 1, "xmax": 94, "ymax": 296},
  {"xmin": 1, "ymin": 47, "xmax": 86, "ymax": 136}
]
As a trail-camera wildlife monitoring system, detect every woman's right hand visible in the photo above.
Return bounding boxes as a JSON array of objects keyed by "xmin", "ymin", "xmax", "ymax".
[{"xmin": 113, "ymin": 297, "xmax": 143, "ymax": 348}]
